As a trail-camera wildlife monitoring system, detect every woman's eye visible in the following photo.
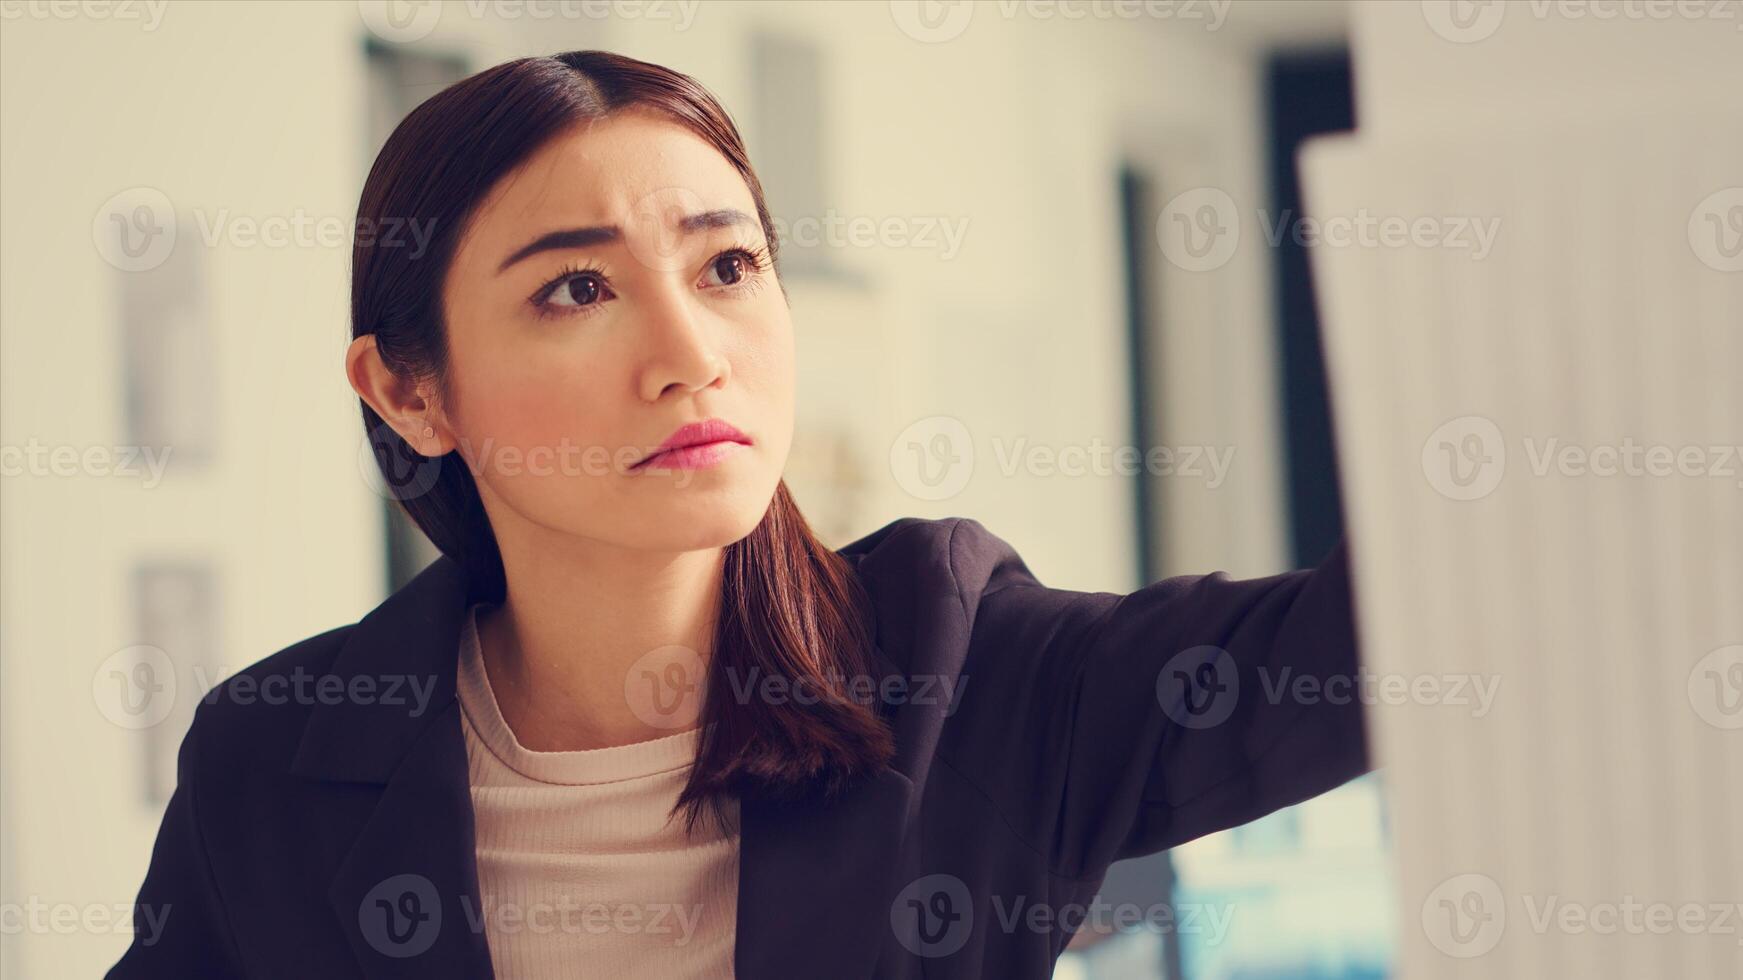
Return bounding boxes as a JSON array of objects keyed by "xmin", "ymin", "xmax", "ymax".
[
  {"xmin": 703, "ymin": 252, "xmax": 750, "ymax": 288},
  {"xmin": 546, "ymin": 273, "xmax": 608, "ymax": 309}
]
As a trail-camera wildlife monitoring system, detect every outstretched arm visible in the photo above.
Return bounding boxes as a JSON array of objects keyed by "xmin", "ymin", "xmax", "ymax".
[{"xmin": 942, "ymin": 520, "xmax": 1371, "ymax": 879}]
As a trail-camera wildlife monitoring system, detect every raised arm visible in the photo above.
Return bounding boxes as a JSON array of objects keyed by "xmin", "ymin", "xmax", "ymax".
[{"xmin": 938, "ymin": 519, "xmax": 1372, "ymax": 880}]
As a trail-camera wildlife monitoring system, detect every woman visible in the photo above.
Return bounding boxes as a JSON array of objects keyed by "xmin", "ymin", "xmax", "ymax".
[{"xmin": 108, "ymin": 50, "xmax": 1369, "ymax": 980}]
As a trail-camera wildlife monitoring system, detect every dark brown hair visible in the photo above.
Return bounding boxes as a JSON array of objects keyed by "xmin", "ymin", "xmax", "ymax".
[{"xmin": 351, "ymin": 50, "xmax": 894, "ymax": 831}]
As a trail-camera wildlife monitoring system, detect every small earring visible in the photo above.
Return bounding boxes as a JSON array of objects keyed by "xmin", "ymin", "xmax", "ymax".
[{"xmin": 422, "ymin": 424, "xmax": 435, "ymax": 440}]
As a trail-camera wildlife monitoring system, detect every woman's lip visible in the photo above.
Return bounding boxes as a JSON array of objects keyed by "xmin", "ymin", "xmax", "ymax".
[
  {"xmin": 635, "ymin": 439, "xmax": 746, "ymax": 471},
  {"xmin": 636, "ymin": 418, "xmax": 751, "ymax": 468}
]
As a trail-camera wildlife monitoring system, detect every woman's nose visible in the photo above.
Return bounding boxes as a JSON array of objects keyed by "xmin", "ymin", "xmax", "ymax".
[{"xmin": 637, "ymin": 290, "xmax": 730, "ymax": 402}]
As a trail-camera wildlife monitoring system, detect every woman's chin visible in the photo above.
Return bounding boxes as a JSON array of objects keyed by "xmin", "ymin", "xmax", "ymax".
[{"xmin": 621, "ymin": 489, "xmax": 774, "ymax": 551}]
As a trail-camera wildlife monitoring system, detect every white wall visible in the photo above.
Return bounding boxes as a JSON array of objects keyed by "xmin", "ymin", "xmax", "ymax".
[
  {"xmin": 1307, "ymin": 5, "xmax": 1742, "ymax": 976},
  {"xmin": 0, "ymin": 4, "xmax": 385, "ymax": 975}
]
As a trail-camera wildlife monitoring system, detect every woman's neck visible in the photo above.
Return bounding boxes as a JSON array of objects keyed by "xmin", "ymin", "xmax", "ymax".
[{"xmin": 474, "ymin": 533, "xmax": 724, "ymax": 753}]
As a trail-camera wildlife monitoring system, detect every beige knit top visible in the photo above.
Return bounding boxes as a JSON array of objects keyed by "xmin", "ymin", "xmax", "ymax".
[{"xmin": 455, "ymin": 602, "xmax": 739, "ymax": 978}]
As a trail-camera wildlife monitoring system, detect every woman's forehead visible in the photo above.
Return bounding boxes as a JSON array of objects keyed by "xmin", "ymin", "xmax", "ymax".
[{"xmin": 476, "ymin": 111, "xmax": 754, "ymax": 233}]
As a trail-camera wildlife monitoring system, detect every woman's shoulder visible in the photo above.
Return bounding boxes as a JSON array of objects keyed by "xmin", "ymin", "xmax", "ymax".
[
  {"xmin": 836, "ymin": 515, "xmax": 1045, "ymax": 605},
  {"xmin": 179, "ymin": 622, "xmax": 359, "ymax": 775},
  {"xmin": 835, "ymin": 516, "xmax": 1091, "ymax": 680},
  {"xmin": 202, "ymin": 622, "xmax": 356, "ymax": 706}
]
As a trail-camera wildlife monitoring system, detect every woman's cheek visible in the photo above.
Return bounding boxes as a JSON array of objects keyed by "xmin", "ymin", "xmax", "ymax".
[{"xmin": 470, "ymin": 387, "xmax": 600, "ymax": 480}]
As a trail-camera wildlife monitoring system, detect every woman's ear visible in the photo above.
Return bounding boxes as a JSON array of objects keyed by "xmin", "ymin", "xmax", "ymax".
[{"xmin": 344, "ymin": 334, "xmax": 454, "ymax": 456}]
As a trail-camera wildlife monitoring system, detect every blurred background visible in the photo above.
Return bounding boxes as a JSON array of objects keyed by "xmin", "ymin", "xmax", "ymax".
[{"xmin": 1, "ymin": 2, "xmax": 1737, "ymax": 978}]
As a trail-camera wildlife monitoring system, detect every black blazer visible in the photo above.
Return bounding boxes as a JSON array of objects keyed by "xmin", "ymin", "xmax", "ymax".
[{"xmin": 107, "ymin": 516, "xmax": 1370, "ymax": 980}]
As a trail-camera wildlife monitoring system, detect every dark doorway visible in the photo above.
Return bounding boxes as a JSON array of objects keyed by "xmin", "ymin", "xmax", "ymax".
[{"xmin": 1266, "ymin": 50, "xmax": 1355, "ymax": 569}]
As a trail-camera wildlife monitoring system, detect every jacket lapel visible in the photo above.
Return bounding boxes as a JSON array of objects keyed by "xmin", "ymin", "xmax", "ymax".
[
  {"xmin": 323, "ymin": 697, "xmax": 493, "ymax": 979},
  {"xmin": 290, "ymin": 556, "xmax": 491, "ymax": 980},
  {"xmin": 288, "ymin": 552, "xmax": 919, "ymax": 980}
]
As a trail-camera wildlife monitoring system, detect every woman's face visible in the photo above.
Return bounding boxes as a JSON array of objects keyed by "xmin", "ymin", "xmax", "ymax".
[{"xmin": 432, "ymin": 107, "xmax": 794, "ymax": 554}]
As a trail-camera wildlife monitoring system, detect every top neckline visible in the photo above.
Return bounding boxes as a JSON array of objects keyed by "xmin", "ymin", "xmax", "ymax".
[{"xmin": 455, "ymin": 602, "xmax": 705, "ymax": 786}]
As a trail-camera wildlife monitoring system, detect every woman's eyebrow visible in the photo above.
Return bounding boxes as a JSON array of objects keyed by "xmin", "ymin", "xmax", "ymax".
[{"xmin": 496, "ymin": 208, "xmax": 756, "ymax": 274}]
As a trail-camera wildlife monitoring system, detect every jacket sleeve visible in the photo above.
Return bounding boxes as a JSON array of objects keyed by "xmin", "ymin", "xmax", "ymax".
[
  {"xmin": 948, "ymin": 519, "xmax": 1372, "ymax": 878},
  {"xmin": 106, "ymin": 701, "xmax": 246, "ymax": 979}
]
